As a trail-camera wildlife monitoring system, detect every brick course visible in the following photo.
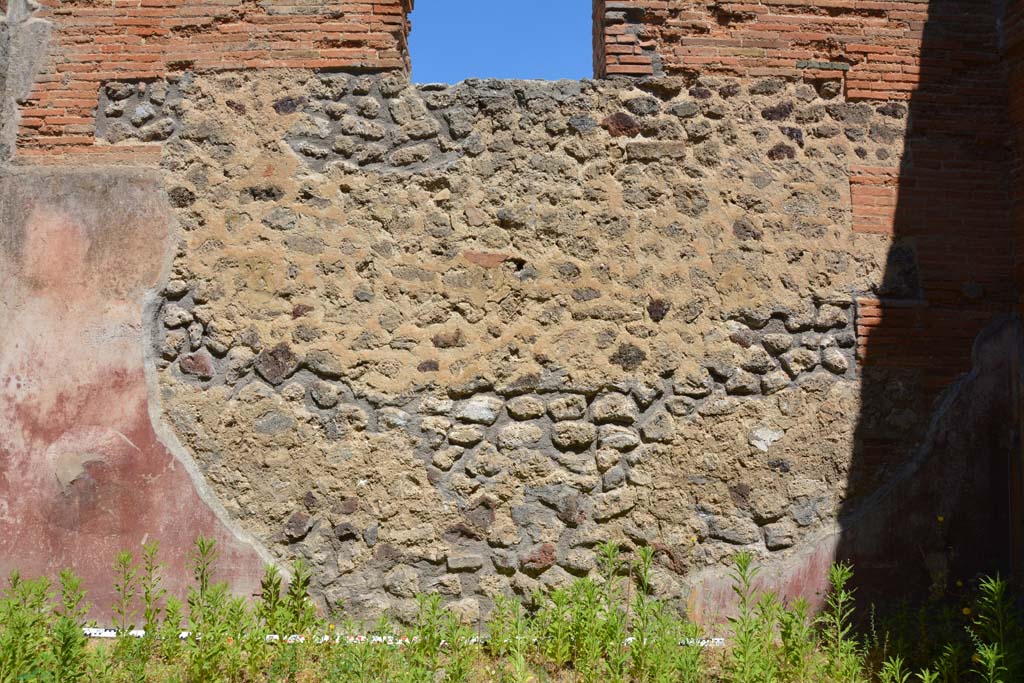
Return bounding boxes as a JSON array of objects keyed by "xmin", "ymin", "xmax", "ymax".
[
  {"xmin": 593, "ymin": 0, "xmax": 1000, "ymax": 103},
  {"xmin": 15, "ymin": 1, "xmax": 412, "ymax": 154}
]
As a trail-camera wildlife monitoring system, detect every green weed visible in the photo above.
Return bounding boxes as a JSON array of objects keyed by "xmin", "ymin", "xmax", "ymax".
[{"xmin": 2, "ymin": 536, "xmax": 1023, "ymax": 683}]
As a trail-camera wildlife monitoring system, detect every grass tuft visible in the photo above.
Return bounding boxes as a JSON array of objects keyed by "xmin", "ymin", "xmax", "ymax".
[{"xmin": 0, "ymin": 539, "xmax": 1020, "ymax": 682}]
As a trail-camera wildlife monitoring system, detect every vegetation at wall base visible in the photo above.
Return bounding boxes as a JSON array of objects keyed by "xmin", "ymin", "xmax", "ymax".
[{"xmin": 0, "ymin": 539, "xmax": 1019, "ymax": 682}]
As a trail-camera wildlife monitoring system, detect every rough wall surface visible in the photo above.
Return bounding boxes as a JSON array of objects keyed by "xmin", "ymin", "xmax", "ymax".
[
  {"xmin": 594, "ymin": 0, "xmax": 1005, "ymax": 100},
  {"xmin": 147, "ymin": 70, "xmax": 901, "ymax": 618},
  {"xmin": 0, "ymin": 0, "xmax": 51, "ymax": 161},
  {"xmin": 0, "ymin": 0, "xmax": 1021, "ymax": 622},
  {"xmin": 15, "ymin": 0, "xmax": 412, "ymax": 158}
]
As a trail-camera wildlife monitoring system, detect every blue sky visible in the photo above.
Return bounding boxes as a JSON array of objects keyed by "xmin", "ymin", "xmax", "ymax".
[{"xmin": 409, "ymin": 1, "xmax": 594, "ymax": 83}]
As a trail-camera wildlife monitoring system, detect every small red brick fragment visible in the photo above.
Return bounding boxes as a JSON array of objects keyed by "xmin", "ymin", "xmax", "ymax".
[
  {"xmin": 464, "ymin": 251, "xmax": 510, "ymax": 268},
  {"xmin": 601, "ymin": 112, "xmax": 642, "ymax": 138}
]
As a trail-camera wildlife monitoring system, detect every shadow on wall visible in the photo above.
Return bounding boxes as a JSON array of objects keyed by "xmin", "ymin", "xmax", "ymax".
[{"xmin": 839, "ymin": 0, "xmax": 1021, "ymax": 606}]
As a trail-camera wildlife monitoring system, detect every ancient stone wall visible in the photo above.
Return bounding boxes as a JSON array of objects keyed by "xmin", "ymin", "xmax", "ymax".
[
  {"xmin": 146, "ymin": 70, "xmax": 897, "ymax": 618},
  {"xmin": 1, "ymin": 0, "xmax": 1022, "ymax": 622},
  {"xmin": 14, "ymin": 0, "xmax": 412, "ymax": 160}
]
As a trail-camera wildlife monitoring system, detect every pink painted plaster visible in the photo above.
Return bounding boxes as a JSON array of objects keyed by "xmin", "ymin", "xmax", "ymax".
[{"xmin": 0, "ymin": 170, "xmax": 265, "ymax": 618}]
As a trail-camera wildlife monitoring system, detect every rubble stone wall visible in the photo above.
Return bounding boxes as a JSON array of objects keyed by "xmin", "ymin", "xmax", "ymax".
[
  {"xmin": 148, "ymin": 70, "xmax": 902, "ymax": 619},
  {"xmin": 13, "ymin": 0, "xmax": 412, "ymax": 159},
  {"xmin": 2, "ymin": 0, "xmax": 1022, "ymax": 622}
]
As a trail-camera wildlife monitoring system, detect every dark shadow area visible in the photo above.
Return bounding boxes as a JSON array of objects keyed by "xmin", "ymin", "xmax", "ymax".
[{"xmin": 838, "ymin": 0, "xmax": 1020, "ymax": 606}]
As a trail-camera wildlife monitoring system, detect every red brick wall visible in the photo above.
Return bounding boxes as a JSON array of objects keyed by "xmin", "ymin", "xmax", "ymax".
[
  {"xmin": 598, "ymin": 2, "xmax": 1017, "ymax": 525},
  {"xmin": 593, "ymin": 0, "xmax": 661, "ymax": 77},
  {"xmin": 16, "ymin": 0, "xmax": 412, "ymax": 157},
  {"xmin": 851, "ymin": 0, "xmax": 1014, "ymax": 415},
  {"xmin": 593, "ymin": 0, "xmax": 983, "ymax": 103},
  {"xmin": 597, "ymin": 1, "xmax": 1016, "ymax": 383}
]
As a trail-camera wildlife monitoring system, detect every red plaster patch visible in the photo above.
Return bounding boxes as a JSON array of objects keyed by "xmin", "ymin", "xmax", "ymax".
[{"xmin": 0, "ymin": 172, "xmax": 264, "ymax": 620}]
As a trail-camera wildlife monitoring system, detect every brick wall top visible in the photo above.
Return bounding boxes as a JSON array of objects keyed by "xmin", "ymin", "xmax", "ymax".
[
  {"xmin": 594, "ymin": 0, "xmax": 1002, "ymax": 102},
  {"xmin": 15, "ymin": 1, "xmax": 412, "ymax": 155}
]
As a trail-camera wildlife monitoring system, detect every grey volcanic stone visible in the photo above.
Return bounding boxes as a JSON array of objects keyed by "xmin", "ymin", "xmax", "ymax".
[
  {"xmin": 305, "ymin": 349, "xmax": 344, "ymax": 379},
  {"xmin": 453, "ymin": 396, "xmax": 503, "ymax": 425},
  {"xmin": 598, "ymin": 425, "xmax": 641, "ymax": 451},
  {"xmin": 698, "ymin": 398, "xmax": 739, "ymax": 417},
  {"xmin": 161, "ymin": 330, "xmax": 187, "ymax": 359},
  {"xmin": 547, "ymin": 395, "xmax": 587, "ymax": 421},
  {"xmin": 262, "ymin": 207, "xmax": 298, "ymax": 231},
  {"xmin": 447, "ymin": 554, "xmax": 485, "ymax": 571},
  {"xmin": 761, "ymin": 370, "xmax": 790, "ymax": 394},
  {"xmin": 780, "ymin": 348, "xmax": 818, "ymax": 378},
  {"xmin": 761, "ymin": 333, "xmax": 793, "ymax": 355},
  {"xmin": 763, "ymin": 522, "xmax": 795, "ymax": 550},
  {"xmin": 378, "ymin": 408, "xmax": 411, "ymax": 429},
  {"xmin": 255, "ymin": 343, "xmax": 299, "ymax": 385},
  {"xmin": 162, "ymin": 304, "xmax": 193, "ymax": 328},
  {"xmin": 591, "ymin": 393, "xmax": 639, "ymax": 425},
  {"xmin": 497, "ymin": 423, "xmax": 544, "ymax": 450},
  {"xmin": 673, "ymin": 370, "xmax": 713, "ymax": 397},
  {"xmin": 593, "ymin": 489, "xmax": 636, "ymax": 521},
  {"xmin": 640, "ymin": 410, "xmax": 675, "ymax": 443},
  {"xmin": 665, "ymin": 396, "xmax": 695, "ymax": 416},
  {"xmin": 707, "ymin": 516, "xmax": 759, "ymax": 545},
  {"xmin": 631, "ymin": 382, "xmax": 663, "ymax": 408},
  {"xmin": 551, "ymin": 421, "xmax": 597, "ymax": 450},
  {"xmin": 815, "ymin": 303, "xmax": 849, "ymax": 329},
  {"xmin": 507, "ymin": 396, "xmax": 545, "ymax": 420},
  {"xmin": 821, "ymin": 347, "xmax": 849, "ymax": 374},
  {"xmin": 726, "ymin": 370, "xmax": 760, "ymax": 396},
  {"xmin": 448, "ymin": 425, "xmax": 484, "ymax": 447},
  {"xmin": 255, "ymin": 411, "xmax": 296, "ymax": 435},
  {"xmin": 179, "ymin": 349, "xmax": 215, "ymax": 379},
  {"xmin": 741, "ymin": 346, "xmax": 775, "ymax": 374}
]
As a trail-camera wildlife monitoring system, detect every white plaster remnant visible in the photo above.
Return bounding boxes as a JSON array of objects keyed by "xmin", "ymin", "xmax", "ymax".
[{"xmin": 749, "ymin": 426, "xmax": 784, "ymax": 452}]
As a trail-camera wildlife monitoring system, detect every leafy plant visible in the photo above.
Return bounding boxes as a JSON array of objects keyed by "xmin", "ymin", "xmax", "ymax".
[
  {"xmin": 49, "ymin": 570, "xmax": 89, "ymax": 683},
  {"xmin": 726, "ymin": 551, "xmax": 779, "ymax": 683},
  {"xmin": 3, "ymin": 535, "xmax": 1023, "ymax": 683},
  {"xmin": 970, "ymin": 573, "xmax": 1021, "ymax": 680},
  {"xmin": 140, "ymin": 541, "xmax": 166, "ymax": 640},
  {"xmin": 183, "ymin": 536, "xmax": 231, "ymax": 683},
  {"xmin": 879, "ymin": 655, "xmax": 911, "ymax": 683},
  {"xmin": 971, "ymin": 642, "xmax": 1007, "ymax": 683},
  {"xmin": 443, "ymin": 612, "xmax": 477, "ymax": 683},
  {"xmin": 112, "ymin": 550, "xmax": 138, "ymax": 636},
  {"xmin": 157, "ymin": 595, "xmax": 184, "ymax": 663},
  {"xmin": 256, "ymin": 563, "xmax": 284, "ymax": 635},
  {"xmin": 282, "ymin": 558, "xmax": 317, "ymax": 636},
  {"xmin": 818, "ymin": 561, "xmax": 865, "ymax": 683},
  {"xmin": 778, "ymin": 597, "xmax": 818, "ymax": 681},
  {"xmin": 409, "ymin": 593, "xmax": 446, "ymax": 677},
  {"xmin": 0, "ymin": 572, "xmax": 53, "ymax": 683}
]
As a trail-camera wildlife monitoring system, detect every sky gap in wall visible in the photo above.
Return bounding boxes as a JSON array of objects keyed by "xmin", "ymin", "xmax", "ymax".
[{"xmin": 409, "ymin": 0, "xmax": 593, "ymax": 83}]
